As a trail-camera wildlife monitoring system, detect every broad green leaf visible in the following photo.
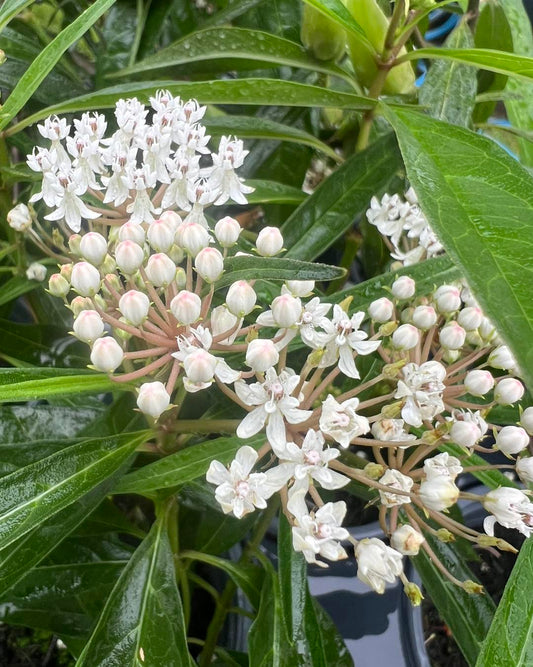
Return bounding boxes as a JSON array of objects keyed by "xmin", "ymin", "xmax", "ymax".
[
  {"xmin": 383, "ymin": 106, "xmax": 533, "ymax": 392},
  {"xmin": 6, "ymin": 80, "xmax": 374, "ymax": 136},
  {"xmin": 282, "ymin": 133, "xmax": 402, "ymax": 261},
  {"xmin": 246, "ymin": 180, "xmax": 307, "ymax": 205},
  {"xmin": 95, "ymin": 0, "xmax": 138, "ymax": 87},
  {"xmin": 77, "ymin": 502, "xmax": 192, "ymax": 667},
  {"xmin": 413, "ymin": 533, "xmax": 496, "ymax": 666},
  {"xmin": 476, "ymin": 537, "xmax": 533, "ymax": 666},
  {"xmin": 115, "ymin": 435, "xmax": 263, "ymax": 494},
  {"xmin": 441, "ymin": 443, "xmax": 517, "ymax": 491},
  {"xmin": 111, "ymin": 27, "xmax": 353, "ymax": 84},
  {"xmin": 216, "ymin": 256, "xmax": 345, "ymax": 291},
  {"xmin": 0, "ymin": 367, "xmax": 125, "ymax": 403},
  {"xmin": 0, "ymin": 275, "xmax": 39, "ymax": 307},
  {"xmin": 0, "ymin": 0, "xmax": 117, "ymax": 131},
  {"xmin": 419, "ymin": 23, "xmax": 477, "ymax": 127},
  {"xmin": 0, "ymin": 0, "xmax": 33, "ymax": 32},
  {"xmin": 0, "ymin": 430, "xmax": 147, "ymax": 550},
  {"xmin": 301, "ymin": 0, "xmax": 369, "ymax": 44}
]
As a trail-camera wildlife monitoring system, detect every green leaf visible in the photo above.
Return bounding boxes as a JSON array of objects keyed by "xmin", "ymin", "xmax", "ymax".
[
  {"xmin": 6, "ymin": 79, "xmax": 374, "ymax": 136},
  {"xmin": 115, "ymin": 435, "xmax": 263, "ymax": 495},
  {"xmin": 301, "ymin": 0, "xmax": 369, "ymax": 44},
  {"xmin": 413, "ymin": 533, "xmax": 496, "ymax": 666},
  {"xmin": 419, "ymin": 22, "xmax": 477, "ymax": 127},
  {"xmin": 282, "ymin": 133, "xmax": 402, "ymax": 261},
  {"xmin": 0, "ymin": 275, "xmax": 39, "ymax": 307},
  {"xmin": 476, "ymin": 537, "xmax": 533, "ymax": 666},
  {"xmin": 440, "ymin": 443, "xmax": 518, "ymax": 491},
  {"xmin": 0, "ymin": 0, "xmax": 33, "ymax": 32},
  {"xmin": 383, "ymin": 106, "xmax": 533, "ymax": 392},
  {"xmin": 110, "ymin": 27, "xmax": 353, "ymax": 84},
  {"xmin": 77, "ymin": 501, "xmax": 192, "ymax": 667},
  {"xmin": 246, "ymin": 180, "xmax": 307, "ymax": 205},
  {"xmin": 0, "ymin": 0, "xmax": 117, "ymax": 131},
  {"xmin": 0, "ymin": 367, "xmax": 126, "ymax": 403},
  {"xmin": 0, "ymin": 430, "xmax": 147, "ymax": 550}
]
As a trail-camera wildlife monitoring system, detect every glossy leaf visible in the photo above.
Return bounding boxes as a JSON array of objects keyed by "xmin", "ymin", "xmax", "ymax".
[
  {"xmin": 112, "ymin": 27, "xmax": 353, "ymax": 83},
  {"xmin": 115, "ymin": 435, "xmax": 263, "ymax": 495},
  {"xmin": 0, "ymin": 430, "xmax": 147, "ymax": 550},
  {"xmin": 77, "ymin": 502, "xmax": 192, "ymax": 667},
  {"xmin": 0, "ymin": 0, "xmax": 117, "ymax": 131},
  {"xmin": 0, "ymin": 275, "xmax": 39, "ymax": 307},
  {"xmin": 301, "ymin": 0, "xmax": 369, "ymax": 44},
  {"xmin": 282, "ymin": 133, "xmax": 402, "ymax": 261},
  {"xmin": 246, "ymin": 180, "xmax": 307, "ymax": 205},
  {"xmin": 0, "ymin": 0, "xmax": 33, "ymax": 31},
  {"xmin": 476, "ymin": 537, "xmax": 533, "ymax": 666},
  {"xmin": 441, "ymin": 443, "xmax": 517, "ymax": 491},
  {"xmin": 383, "ymin": 106, "xmax": 533, "ymax": 391}
]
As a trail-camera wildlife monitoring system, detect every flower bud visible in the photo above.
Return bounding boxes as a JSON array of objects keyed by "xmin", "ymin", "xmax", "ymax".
[
  {"xmin": 168, "ymin": 244, "xmax": 184, "ymax": 265},
  {"xmin": 48, "ymin": 273, "xmax": 70, "ymax": 297},
  {"xmin": 214, "ymin": 216, "xmax": 241, "ymax": 247},
  {"xmin": 145, "ymin": 253, "xmax": 176, "ymax": 287},
  {"xmin": 419, "ymin": 477, "xmax": 459, "ymax": 512},
  {"xmin": 494, "ymin": 378, "xmax": 525, "ymax": 405},
  {"xmin": 246, "ymin": 339, "xmax": 279, "ymax": 372},
  {"xmin": 301, "ymin": 3, "xmax": 346, "ymax": 61},
  {"xmin": 183, "ymin": 348, "xmax": 217, "ymax": 383},
  {"xmin": 176, "ymin": 221, "xmax": 210, "ymax": 256},
  {"xmin": 119, "ymin": 290, "xmax": 150, "ymax": 325},
  {"xmin": 68, "ymin": 234, "xmax": 82, "ymax": 256},
  {"xmin": 479, "ymin": 317, "xmax": 497, "ymax": 342},
  {"xmin": 90, "ymin": 336, "xmax": 124, "ymax": 372},
  {"xmin": 26, "ymin": 262, "xmax": 47, "ymax": 282},
  {"xmin": 115, "ymin": 240, "xmax": 145, "ymax": 275},
  {"xmin": 226, "ymin": 281, "xmax": 257, "ymax": 317},
  {"xmin": 70, "ymin": 296, "xmax": 92, "ymax": 316},
  {"xmin": 439, "ymin": 322, "xmax": 466, "ymax": 350},
  {"xmin": 495, "ymin": 426, "xmax": 530, "ymax": 456},
  {"xmin": 450, "ymin": 420, "xmax": 482, "ymax": 449},
  {"xmin": 489, "ymin": 345, "xmax": 517, "ymax": 371},
  {"xmin": 160, "ymin": 210, "xmax": 182, "ymax": 229},
  {"xmin": 195, "ymin": 247, "xmax": 224, "ymax": 283},
  {"xmin": 118, "ymin": 221, "xmax": 146, "ymax": 245},
  {"xmin": 170, "ymin": 291, "xmax": 201, "ymax": 325},
  {"xmin": 80, "ymin": 232, "xmax": 108, "ymax": 266},
  {"xmin": 368, "ymin": 297, "xmax": 394, "ymax": 323},
  {"xmin": 520, "ymin": 407, "xmax": 533, "ymax": 435},
  {"xmin": 434, "ymin": 285, "xmax": 462, "ymax": 313},
  {"xmin": 101, "ymin": 254, "xmax": 116, "ymax": 275},
  {"xmin": 211, "ymin": 305, "xmax": 240, "ymax": 344},
  {"xmin": 391, "ymin": 525, "xmax": 425, "ymax": 556},
  {"xmin": 271, "ymin": 293, "xmax": 302, "ymax": 327},
  {"xmin": 70, "ymin": 261, "xmax": 101, "ymax": 296},
  {"xmin": 73, "ymin": 309, "xmax": 104, "ymax": 343},
  {"xmin": 285, "ymin": 280, "xmax": 315, "ymax": 297},
  {"xmin": 392, "ymin": 323, "xmax": 419, "ymax": 350},
  {"xmin": 464, "ymin": 370, "xmax": 494, "ymax": 396},
  {"xmin": 60, "ymin": 263, "xmax": 73, "ymax": 281},
  {"xmin": 256, "ymin": 227, "xmax": 284, "ymax": 257},
  {"xmin": 391, "ymin": 276, "xmax": 415, "ymax": 300},
  {"xmin": 137, "ymin": 381, "xmax": 170, "ymax": 419},
  {"xmin": 412, "ymin": 305, "xmax": 437, "ymax": 330},
  {"xmin": 516, "ymin": 457, "xmax": 533, "ymax": 483},
  {"xmin": 457, "ymin": 306, "xmax": 483, "ymax": 331},
  {"xmin": 7, "ymin": 203, "xmax": 32, "ymax": 231},
  {"xmin": 147, "ymin": 219, "xmax": 175, "ymax": 253}
]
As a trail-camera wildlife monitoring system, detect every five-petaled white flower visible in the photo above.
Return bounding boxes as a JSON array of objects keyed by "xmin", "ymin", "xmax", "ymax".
[
  {"xmin": 355, "ymin": 538, "xmax": 404, "ymax": 594},
  {"xmin": 319, "ymin": 394, "xmax": 370, "ymax": 448},
  {"xmin": 395, "ymin": 360, "xmax": 446, "ymax": 427}
]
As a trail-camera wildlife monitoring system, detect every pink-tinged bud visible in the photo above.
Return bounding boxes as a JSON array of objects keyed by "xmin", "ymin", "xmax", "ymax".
[
  {"xmin": 73, "ymin": 309, "xmax": 104, "ymax": 343},
  {"xmin": 495, "ymin": 426, "xmax": 529, "ymax": 456},
  {"xmin": 137, "ymin": 381, "xmax": 170, "ymax": 418},
  {"xmin": 211, "ymin": 305, "xmax": 239, "ymax": 343},
  {"xmin": 391, "ymin": 525, "xmax": 425, "ymax": 556},
  {"xmin": 226, "ymin": 281, "xmax": 257, "ymax": 317},
  {"xmin": 183, "ymin": 348, "xmax": 217, "ymax": 383},
  {"xmin": 256, "ymin": 226, "xmax": 284, "ymax": 257},
  {"xmin": 419, "ymin": 477, "xmax": 459, "ymax": 512},
  {"xmin": 48, "ymin": 273, "xmax": 70, "ymax": 297},
  {"xmin": 489, "ymin": 345, "xmax": 517, "ymax": 371},
  {"xmin": 516, "ymin": 457, "xmax": 533, "ymax": 483},
  {"xmin": 450, "ymin": 420, "xmax": 482, "ymax": 449},
  {"xmin": 70, "ymin": 261, "xmax": 101, "ymax": 296},
  {"xmin": 80, "ymin": 232, "xmax": 108, "ymax": 266},
  {"xmin": 60, "ymin": 263, "xmax": 73, "ymax": 281},
  {"xmin": 457, "ymin": 306, "xmax": 483, "ymax": 331},
  {"xmin": 368, "ymin": 297, "xmax": 394, "ymax": 323},
  {"xmin": 70, "ymin": 296, "xmax": 92, "ymax": 316},
  {"xmin": 271, "ymin": 293, "xmax": 302, "ymax": 327},
  {"xmin": 118, "ymin": 221, "xmax": 146, "ymax": 245},
  {"xmin": 434, "ymin": 285, "xmax": 461, "ymax": 313},
  {"xmin": 392, "ymin": 323, "xmax": 419, "ymax": 350},
  {"xmin": 412, "ymin": 305, "xmax": 437, "ymax": 330},
  {"xmin": 439, "ymin": 322, "xmax": 466, "ymax": 350},
  {"xmin": 479, "ymin": 317, "xmax": 497, "ymax": 342},
  {"xmin": 214, "ymin": 216, "xmax": 241, "ymax": 247},
  {"xmin": 147, "ymin": 219, "xmax": 175, "ymax": 253},
  {"xmin": 195, "ymin": 247, "xmax": 224, "ymax": 283},
  {"xmin": 246, "ymin": 339, "xmax": 279, "ymax": 372},
  {"xmin": 145, "ymin": 253, "xmax": 176, "ymax": 287},
  {"xmin": 7, "ymin": 203, "xmax": 32, "ymax": 231},
  {"xmin": 494, "ymin": 378, "xmax": 525, "ymax": 405},
  {"xmin": 391, "ymin": 276, "xmax": 415, "ymax": 299},
  {"xmin": 520, "ymin": 407, "xmax": 533, "ymax": 435},
  {"xmin": 176, "ymin": 221, "xmax": 210, "ymax": 256},
  {"xmin": 90, "ymin": 336, "xmax": 124, "ymax": 372},
  {"xmin": 170, "ymin": 290, "xmax": 201, "ymax": 324},
  {"xmin": 160, "ymin": 210, "xmax": 182, "ymax": 230},
  {"xmin": 119, "ymin": 290, "xmax": 150, "ymax": 325},
  {"xmin": 26, "ymin": 262, "xmax": 47, "ymax": 282},
  {"xmin": 285, "ymin": 280, "xmax": 315, "ymax": 297},
  {"xmin": 115, "ymin": 240, "xmax": 145, "ymax": 274},
  {"xmin": 464, "ymin": 370, "xmax": 494, "ymax": 396},
  {"xmin": 68, "ymin": 234, "xmax": 82, "ymax": 255}
]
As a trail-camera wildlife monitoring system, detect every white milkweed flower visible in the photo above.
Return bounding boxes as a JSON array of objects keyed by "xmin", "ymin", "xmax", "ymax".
[
  {"xmin": 483, "ymin": 487, "xmax": 533, "ymax": 537},
  {"xmin": 26, "ymin": 262, "xmax": 47, "ymax": 282},
  {"xmin": 136, "ymin": 381, "xmax": 170, "ymax": 419},
  {"xmin": 371, "ymin": 419, "xmax": 416, "ymax": 444},
  {"xmin": 355, "ymin": 538, "xmax": 403, "ymax": 594},
  {"xmin": 319, "ymin": 394, "xmax": 370, "ymax": 448},
  {"xmin": 419, "ymin": 476, "xmax": 459, "ymax": 512},
  {"xmin": 395, "ymin": 360, "xmax": 446, "ymax": 427},
  {"xmin": 297, "ymin": 297, "xmax": 332, "ymax": 349},
  {"xmin": 516, "ymin": 457, "xmax": 533, "ymax": 484},
  {"xmin": 423, "ymin": 452, "xmax": 463, "ymax": 481},
  {"xmin": 7, "ymin": 203, "xmax": 32, "ymax": 231},
  {"xmin": 378, "ymin": 469, "xmax": 413, "ymax": 507},
  {"xmin": 391, "ymin": 525, "xmax": 425, "ymax": 556}
]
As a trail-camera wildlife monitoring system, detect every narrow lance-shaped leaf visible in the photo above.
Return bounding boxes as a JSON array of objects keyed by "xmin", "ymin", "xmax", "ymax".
[
  {"xmin": 383, "ymin": 106, "xmax": 533, "ymax": 392},
  {"xmin": 0, "ymin": 0, "xmax": 34, "ymax": 32},
  {"xmin": 301, "ymin": 0, "xmax": 369, "ymax": 45},
  {"xmin": 246, "ymin": 180, "xmax": 307, "ymax": 206}
]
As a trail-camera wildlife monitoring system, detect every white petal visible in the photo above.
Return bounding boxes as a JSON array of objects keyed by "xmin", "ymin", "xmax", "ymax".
[{"xmin": 236, "ymin": 407, "xmax": 267, "ymax": 439}]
